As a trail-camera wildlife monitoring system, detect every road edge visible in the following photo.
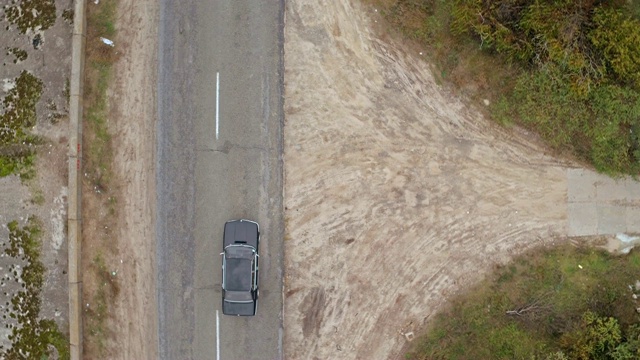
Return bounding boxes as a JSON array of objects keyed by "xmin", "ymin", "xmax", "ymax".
[
  {"xmin": 68, "ymin": 0, "xmax": 86, "ymax": 359},
  {"xmin": 278, "ymin": 0, "xmax": 286, "ymax": 358}
]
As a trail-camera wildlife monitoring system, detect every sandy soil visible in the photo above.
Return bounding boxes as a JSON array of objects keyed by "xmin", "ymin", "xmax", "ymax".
[
  {"xmin": 108, "ymin": 0, "xmax": 158, "ymax": 358},
  {"xmin": 283, "ymin": 0, "xmax": 576, "ymax": 359},
  {"xmin": 81, "ymin": 0, "xmax": 158, "ymax": 358}
]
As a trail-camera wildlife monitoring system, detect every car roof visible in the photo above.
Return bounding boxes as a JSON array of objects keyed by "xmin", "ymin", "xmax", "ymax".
[{"xmin": 224, "ymin": 246, "xmax": 255, "ymax": 292}]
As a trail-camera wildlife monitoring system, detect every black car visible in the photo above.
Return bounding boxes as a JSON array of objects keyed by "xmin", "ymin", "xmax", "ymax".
[{"xmin": 221, "ymin": 219, "xmax": 259, "ymax": 316}]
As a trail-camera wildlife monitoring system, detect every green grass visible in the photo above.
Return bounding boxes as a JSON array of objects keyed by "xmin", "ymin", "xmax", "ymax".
[
  {"xmin": 86, "ymin": 254, "xmax": 108, "ymax": 355},
  {"xmin": 90, "ymin": 0, "xmax": 117, "ymax": 38},
  {"xmin": 85, "ymin": 61, "xmax": 114, "ymax": 190},
  {"xmin": 366, "ymin": 0, "xmax": 640, "ymax": 176},
  {"xmin": 85, "ymin": 253, "xmax": 121, "ymax": 356},
  {"xmin": 404, "ymin": 245, "xmax": 640, "ymax": 359},
  {"xmin": 84, "ymin": 0, "xmax": 120, "ymax": 192},
  {"xmin": 82, "ymin": 1, "xmax": 120, "ymax": 357}
]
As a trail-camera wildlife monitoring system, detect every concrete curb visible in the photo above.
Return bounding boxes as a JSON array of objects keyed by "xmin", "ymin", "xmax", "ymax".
[{"xmin": 68, "ymin": 0, "xmax": 86, "ymax": 359}]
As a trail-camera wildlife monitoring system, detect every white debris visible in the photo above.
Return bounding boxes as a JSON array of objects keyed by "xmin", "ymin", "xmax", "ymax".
[
  {"xmin": 617, "ymin": 233, "xmax": 640, "ymax": 254},
  {"xmin": 2, "ymin": 78, "xmax": 16, "ymax": 92},
  {"xmin": 618, "ymin": 233, "xmax": 640, "ymax": 243},
  {"xmin": 51, "ymin": 187, "xmax": 68, "ymax": 250},
  {"xmin": 578, "ymin": 264, "xmax": 583, "ymax": 269},
  {"xmin": 100, "ymin": 37, "xmax": 115, "ymax": 47}
]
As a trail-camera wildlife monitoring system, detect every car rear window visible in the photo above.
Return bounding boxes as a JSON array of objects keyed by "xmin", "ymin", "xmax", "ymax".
[{"xmin": 225, "ymin": 258, "xmax": 253, "ymax": 291}]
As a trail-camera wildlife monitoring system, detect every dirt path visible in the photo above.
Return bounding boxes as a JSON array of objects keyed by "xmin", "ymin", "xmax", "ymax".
[{"xmin": 283, "ymin": 1, "xmax": 574, "ymax": 359}]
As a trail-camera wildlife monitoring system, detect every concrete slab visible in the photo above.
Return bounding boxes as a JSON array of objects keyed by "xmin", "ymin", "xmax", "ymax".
[
  {"xmin": 626, "ymin": 178, "xmax": 640, "ymax": 199},
  {"xmin": 627, "ymin": 206, "xmax": 640, "ymax": 233},
  {"xmin": 568, "ymin": 202, "xmax": 598, "ymax": 236},
  {"xmin": 567, "ymin": 169, "xmax": 597, "ymax": 202},
  {"xmin": 597, "ymin": 204, "xmax": 627, "ymax": 235},
  {"xmin": 596, "ymin": 177, "xmax": 629, "ymax": 202},
  {"xmin": 567, "ymin": 168, "xmax": 640, "ymax": 236}
]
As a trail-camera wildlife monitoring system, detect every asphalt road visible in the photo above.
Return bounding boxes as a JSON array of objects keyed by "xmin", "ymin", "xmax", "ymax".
[{"xmin": 157, "ymin": 0, "xmax": 284, "ymax": 359}]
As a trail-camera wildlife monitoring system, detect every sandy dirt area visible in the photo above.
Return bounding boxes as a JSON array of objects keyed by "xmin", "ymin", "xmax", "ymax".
[
  {"xmin": 283, "ymin": 0, "xmax": 576, "ymax": 359},
  {"xmin": 108, "ymin": 0, "xmax": 158, "ymax": 357},
  {"xmin": 81, "ymin": 0, "xmax": 158, "ymax": 358}
]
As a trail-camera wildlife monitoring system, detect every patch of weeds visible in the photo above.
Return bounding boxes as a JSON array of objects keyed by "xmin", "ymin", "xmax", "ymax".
[
  {"xmin": 404, "ymin": 245, "xmax": 640, "ymax": 359},
  {"xmin": 61, "ymin": 8, "xmax": 74, "ymax": 25},
  {"xmin": 0, "ymin": 70, "xmax": 44, "ymax": 178},
  {"xmin": 0, "ymin": 153, "xmax": 36, "ymax": 180},
  {"xmin": 88, "ymin": 0, "xmax": 117, "ymax": 38},
  {"xmin": 5, "ymin": 47, "xmax": 28, "ymax": 63},
  {"xmin": 82, "ymin": 2, "xmax": 121, "ymax": 357},
  {"xmin": 4, "ymin": 0, "xmax": 57, "ymax": 34},
  {"xmin": 0, "ymin": 216, "xmax": 70, "ymax": 359},
  {"xmin": 84, "ymin": 61, "xmax": 113, "ymax": 191},
  {"xmin": 107, "ymin": 195, "xmax": 117, "ymax": 216},
  {"xmin": 82, "ymin": 0, "xmax": 122, "ymax": 193},
  {"xmin": 45, "ymin": 99, "xmax": 66, "ymax": 124},
  {"xmin": 1, "ymin": 70, "xmax": 43, "ymax": 138},
  {"xmin": 30, "ymin": 187, "xmax": 45, "ymax": 205},
  {"xmin": 63, "ymin": 77, "xmax": 70, "ymax": 104},
  {"xmin": 85, "ymin": 253, "xmax": 119, "ymax": 356}
]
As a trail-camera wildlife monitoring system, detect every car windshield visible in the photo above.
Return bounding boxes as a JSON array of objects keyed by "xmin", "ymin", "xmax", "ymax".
[{"xmin": 225, "ymin": 245, "xmax": 254, "ymax": 259}]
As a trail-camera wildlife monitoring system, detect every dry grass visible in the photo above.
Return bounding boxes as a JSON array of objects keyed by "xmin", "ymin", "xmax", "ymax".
[{"xmin": 81, "ymin": 0, "xmax": 122, "ymax": 358}]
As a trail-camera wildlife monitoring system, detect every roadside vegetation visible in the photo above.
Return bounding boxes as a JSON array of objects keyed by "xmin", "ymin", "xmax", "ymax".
[
  {"xmin": 0, "ymin": 70, "xmax": 42, "ymax": 179},
  {"xmin": 83, "ymin": 0, "xmax": 121, "ymax": 357},
  {"xmin": 403, "ymin": 244, "xmax": 640, "ymax": 359},
  {"xmin": 1, "ymin": 0, "xmax": 61, "ymax": 179},
  {"xmin": 0, "ymin": 217, "xmax": 69, "ymax": 359},
  {"xmin": 370, "ymin": 0, "xmax": 640, "ymax": 176}
]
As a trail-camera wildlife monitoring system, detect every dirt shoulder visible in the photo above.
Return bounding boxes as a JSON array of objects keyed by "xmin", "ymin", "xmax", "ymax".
[
  {"xmin": 81, "ymin": 0, "xmax": 158, "ymax": 358},
  {"xmin": 283, "ymin": 0, "xmax": 575, "ymax": 359},
  {"xmin": 109, "ymin": 0, "xmax": 158, "ymax": 357}
]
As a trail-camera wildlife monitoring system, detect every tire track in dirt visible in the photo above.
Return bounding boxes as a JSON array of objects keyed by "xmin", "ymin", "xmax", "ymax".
[{"xmin": 284, "ymin": 0, "xmax": 572, "ymax": 359}]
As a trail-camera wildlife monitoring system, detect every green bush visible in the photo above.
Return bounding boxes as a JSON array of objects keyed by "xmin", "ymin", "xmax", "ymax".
[
  {"xmin": 404, "ymin": 246, "xmax": 640, "ymax": 360},
  {"xmin": 590, "ymin": 8, "xmax": 640, "ymax": 88},
  {"xmin": 447, "ymin": 0, "xmax": 640, "ymax": 175}
]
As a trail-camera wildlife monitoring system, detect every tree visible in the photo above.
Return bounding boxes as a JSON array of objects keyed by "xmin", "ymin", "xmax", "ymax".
[{"xmin": 589, "ymin": 8, "xmax": 640, "ymax": 88}]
